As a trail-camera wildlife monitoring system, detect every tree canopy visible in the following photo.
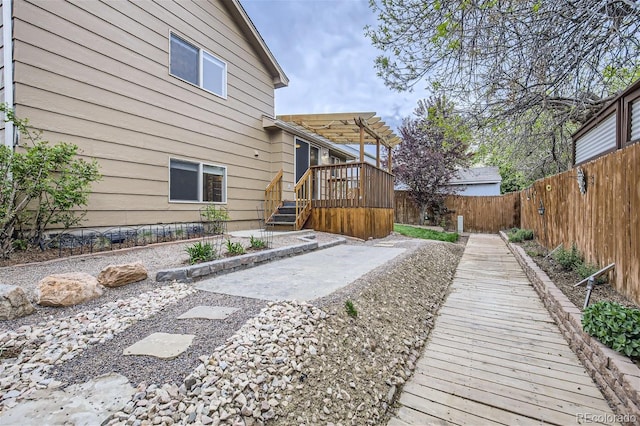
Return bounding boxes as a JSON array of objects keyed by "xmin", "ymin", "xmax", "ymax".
[
  {"xmin": 367, "ymin": 0, "xmax": 640, "ymax": 181},
  {"xmin": 394, "ymin": 97, "xmax": 472, "ymax": 225}
]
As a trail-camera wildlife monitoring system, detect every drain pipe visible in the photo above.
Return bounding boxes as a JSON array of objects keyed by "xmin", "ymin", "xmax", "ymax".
[{"xmin": 3, "ymin": 0, "xmax": 14, "ymax": 149}]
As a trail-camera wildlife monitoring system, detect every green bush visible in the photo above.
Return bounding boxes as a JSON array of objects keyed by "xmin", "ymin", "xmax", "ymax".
[
  {"xmin": 582, "ymin": 301, "xmax": 640, "ymax": 358},
  {"xmin": 185, "ymin": 241, "xmax": 216, "ymax": 264},
  {"xmin": 200, "ymin": 205, "xmax": 229, "ymax": 234},
  {"xmin": 249, "ymin": 235, "xmax": 267, "ymax": 249},
  {"xmin": 553, "ymin": 243, "xmax": 583, "ymax": 270},
  {"xmin": 201, "ymin": 205, "xmax": 230, "ymax": 221},
  {"xmin": 507, "ymin": 228, "xmax": 534, "ymax": 243},
  {"xmin": 0, "ymin": 104, "xmax": 101, "ymax": 258},
  {"xmin": 225, "ymin": 239, "xmax": 245, "ymax": 256},
  {"xmin": 576, "ymin": 262, "xmax": 607, "ymax": 283},
  {"xmin": 345, "ymin": 300, "xmax": 358, "ymax": 318}
]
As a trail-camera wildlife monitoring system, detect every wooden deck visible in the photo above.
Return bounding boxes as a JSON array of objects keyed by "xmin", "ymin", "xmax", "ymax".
[{"xmin": 389, "ymin": 234, "xmax": 619, "ymax": 426}]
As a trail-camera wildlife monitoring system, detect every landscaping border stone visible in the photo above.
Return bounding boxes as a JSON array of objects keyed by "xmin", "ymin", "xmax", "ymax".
[
  {"xmin": 500, "ymin": 231, "xmax": 640, "ymax": 422},
  {"xmin": 155, "ymin": 237, "xmax": 345, "ymax": 283}
]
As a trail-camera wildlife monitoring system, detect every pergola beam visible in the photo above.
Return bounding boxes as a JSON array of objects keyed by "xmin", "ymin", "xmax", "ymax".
[{"xmin": 277, "ymin": 112, "xmax": 402, "ymax": 150}]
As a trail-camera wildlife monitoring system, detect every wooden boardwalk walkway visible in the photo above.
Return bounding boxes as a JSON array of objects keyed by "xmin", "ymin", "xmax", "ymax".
[{"xmin": 389, "ymin": 234, "xmax": 618, "ymax": 426}]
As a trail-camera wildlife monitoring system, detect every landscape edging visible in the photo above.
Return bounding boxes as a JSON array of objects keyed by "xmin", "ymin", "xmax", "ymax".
[
  {"xmin": 499, "ymin": 231, "xmax": 640, "ymax": 421},
  {"xmin": 156, "ymin": 237, "xmax": 346, "ymax": 283}
]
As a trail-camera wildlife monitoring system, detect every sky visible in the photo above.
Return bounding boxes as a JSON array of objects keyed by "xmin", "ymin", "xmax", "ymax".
[{"xmin": 241, "ymin": 0, "xmax": 428, "ymax": 134}]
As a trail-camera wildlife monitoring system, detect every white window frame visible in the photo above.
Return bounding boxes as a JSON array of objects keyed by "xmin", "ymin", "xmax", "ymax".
[
  {"xmin": 169, "ymin": 158, "xmax": 227, "ymax": 204},
  {"xmin": 169, "ymin": 32, "xmax": 227, "ymax": 99}
]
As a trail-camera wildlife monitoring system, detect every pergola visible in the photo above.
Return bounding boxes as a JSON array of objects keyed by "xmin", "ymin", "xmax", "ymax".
[{"xmin": 277, "ymin": 112, "xmax": 401, "ymax": 171}]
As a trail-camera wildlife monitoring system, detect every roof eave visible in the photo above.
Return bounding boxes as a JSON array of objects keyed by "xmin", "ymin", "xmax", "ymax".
[{"xmin": 225, "ymin": 0, "xmax": 289, "ymax": 88}]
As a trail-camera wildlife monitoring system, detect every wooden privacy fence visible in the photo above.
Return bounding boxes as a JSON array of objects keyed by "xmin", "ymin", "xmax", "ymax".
[
  {"xmin": 394, "ymin": 143, "xmax": 640, "ymax": 304},
  {"xmin": 394, "ymin": 191, "xmax": 520, "ymax": 232},
  {"xmin": 445, "ymin": 193, "xmax": 520, "ymax": 233},
  {"xmin": 521, "ymin": 142, "xmax": 640, "ymax": 305}
]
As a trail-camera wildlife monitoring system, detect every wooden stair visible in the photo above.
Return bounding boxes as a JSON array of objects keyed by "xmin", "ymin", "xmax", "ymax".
[{"xmin": 265, "ymin": 200, "xmax": 298, "ymax": 230}]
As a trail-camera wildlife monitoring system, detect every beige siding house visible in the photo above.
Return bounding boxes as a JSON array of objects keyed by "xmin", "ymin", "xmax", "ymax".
[{"xmin": 3, "ymin": 0, "xmax": 303, "ymax": 231}]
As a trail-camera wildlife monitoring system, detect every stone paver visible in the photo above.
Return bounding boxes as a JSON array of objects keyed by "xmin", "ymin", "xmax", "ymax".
[
  {"xmin": 0, "ymin": 373, "xmax": 134, "ymax": 426},
  {"xmin": 177, "ymin": 305, "xmax": 239, "ymax": 320},
  {"xmin": 195, "ymin": 244, "xmax": 405, "ymax": 301},
  {"xmin": 123, "ymin": 332, "xmax": 195, "ymax": 360}
]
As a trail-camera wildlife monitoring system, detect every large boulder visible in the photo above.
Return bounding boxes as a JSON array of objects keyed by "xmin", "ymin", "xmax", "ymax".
[
  {"xmin": 0, "ymin": 284, "xmax": 35, "ymax": 320},
  {"xmin": 97, "ymin": 262, "xmax": 148, "ymax": 287},
  {"xmin": 36, "ymin": 273, "xmax": 103, "ymax": 307}
]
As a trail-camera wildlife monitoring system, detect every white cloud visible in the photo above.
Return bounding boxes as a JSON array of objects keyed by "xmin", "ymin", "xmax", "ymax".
[{"xmin": 241, "ymin": 0, "xmax": 428, "ymax": 132}]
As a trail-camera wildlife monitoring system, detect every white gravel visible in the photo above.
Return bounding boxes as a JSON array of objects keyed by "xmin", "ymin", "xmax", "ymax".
[{"xmin": 0, "ymin": 231, "xmax": 465, "ymax": 425}]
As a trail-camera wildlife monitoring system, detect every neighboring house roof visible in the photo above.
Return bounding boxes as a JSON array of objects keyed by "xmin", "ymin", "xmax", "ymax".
[
  {"xmin": 341, "ymin": 144, "xmax": 378, "ymax": 165},
  {"xmin": 449, "ymin": 166, "xmax": 501, "ymax": 185},
  {"xmin": 262, "ymin": 116, "xmax": 357, "ymax": 160},
  {"xmin": 394, "ymin": 167, "xmax": 501, "ymax": 190},
  {"xmin": 227, "ymin": 0, "xmax": 289, "ymax": 88}
]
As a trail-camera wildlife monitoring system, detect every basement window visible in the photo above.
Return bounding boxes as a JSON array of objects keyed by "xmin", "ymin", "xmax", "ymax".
[
  {"xmin": 169, "ymin": 159, "xmax": 226, "ymax": 203},
  {"xmin": 170, "ymin": 33, "xmax": 227, "ymax": 98}
]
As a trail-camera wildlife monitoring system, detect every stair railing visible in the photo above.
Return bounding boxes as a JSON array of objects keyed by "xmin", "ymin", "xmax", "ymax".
[
  {"xmin": 264, "ymin": 169, "xmax": 283, "ymax": 223},
  {"xmin": 294, "ymin": 168, "xmax": 313, "ymax": 230}
]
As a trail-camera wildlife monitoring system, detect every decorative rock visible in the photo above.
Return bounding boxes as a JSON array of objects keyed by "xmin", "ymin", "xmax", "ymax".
[
  {"xmin": 97, "ymin": 262, "xmax": 148, "ymax": 287},
  {"xmin": 36, "ymin": 273, "xmax": 103, "ymax": 307},
  {"xmin": 0, "ymin": 284, "xmax": 34, "ymax": 320}
]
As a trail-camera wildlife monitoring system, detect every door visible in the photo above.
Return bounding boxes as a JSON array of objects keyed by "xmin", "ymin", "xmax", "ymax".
[{"xmin": 295, "ymin": 138, "xmax": 309, "ymax": 183}]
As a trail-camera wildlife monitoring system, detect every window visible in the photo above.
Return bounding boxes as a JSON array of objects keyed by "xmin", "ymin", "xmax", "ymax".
[
  {"xmin": 170, "ymin": 33, "xmax": 227, "ymax": 98},
  {"xmin": 170, "ymin": 159, "xmax": 226, "ymax": 203}
]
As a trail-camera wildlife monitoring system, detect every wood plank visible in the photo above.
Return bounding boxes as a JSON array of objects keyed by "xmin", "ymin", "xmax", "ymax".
[
  {"xmin": 436, "ymin": 315, "xmax": 566, "ymax": 340},
  {"xmin": 430, "ymin": 330, "xmax": 584, "ymax": 367},
  {"xmin": 425, "ymin": 341, "xmax": 590, "ymax": 376},
  {"xmin": 439, "ymin": 305, "xmax": 554, "ymax": 323},
  {"xmin": 399, "ymin": 392, "xmax": 516, "ymax": 426},
  {"xmin": 413, "ymin": 362, "xmax": 613, "ymax": 413},
  {"xmin": 404, "ymin": 374, "xmax": 580, "ymax": 425},
  {"xmin": 430, "ymin": 321, "xmax": 573, "ymax": 352},
  {"xmin": 418, "ymin": 354, "xmax": 605, "ymax": 400}
]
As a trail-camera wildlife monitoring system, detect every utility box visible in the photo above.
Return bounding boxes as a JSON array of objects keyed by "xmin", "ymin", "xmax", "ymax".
[{"xmin": 457, "ymin": 215, "xmax": 464, "ymax": 234}]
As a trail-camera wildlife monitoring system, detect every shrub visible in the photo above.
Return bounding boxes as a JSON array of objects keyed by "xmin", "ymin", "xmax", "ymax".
[
  {"xmin": 582, "ymin": 301, "xmax": 640, "ymax": 358},
  {"xmin": 576, "ymin": 262, "xmax": 606, "ymax": 282},
  {"xmin": 225, "ymin": 239, "xmax": 245, "ymax": 256},
  {"xmin": 0, "ymin": 104, "xmax": 100, "ymax": 258},
  {"xmin": 553, "ymin": 243, "xmax": 582, "ymax": 270},
  {"xmin": 200, "ymin": 205, "xmax": 230, "ymax": 235},
  {"xmin": 185, "ymin": 241, "xmax": 216, "ymax": 264},
  {"xmin": 507, "ymin": 228, "xmax": 534, "ymax": 243},
  {"xmin": 345, "ymin": 300, "xmax": 358, "ymax": 318},
  {"xmin": 201, "ymin": 205, "xmax": 230, "ymax": 221},
  {"xmin": 249, "ymin": 235, "xmax": 267, "ymax": 249}
]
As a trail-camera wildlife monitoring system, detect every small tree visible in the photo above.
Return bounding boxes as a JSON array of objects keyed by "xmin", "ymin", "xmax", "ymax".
[
  {"xmin": 0, "ymin": 104, "xmax": 101, "ymax": 257},
  {"xmin": 395, "ymin": 97, "xmax": 472, "ymax": 225}
]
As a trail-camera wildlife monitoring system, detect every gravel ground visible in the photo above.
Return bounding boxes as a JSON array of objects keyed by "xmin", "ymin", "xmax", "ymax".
[
  {"xmin": 271, "ymin": 241, "xmax": 464, "ymax": 425},
  {"xmin": 1, "ymin": 230, "xmax": 465, "ymax": 424},
  {"xmin": 0, "ymin": 232, "xmax": 323, "ymax": 329}
]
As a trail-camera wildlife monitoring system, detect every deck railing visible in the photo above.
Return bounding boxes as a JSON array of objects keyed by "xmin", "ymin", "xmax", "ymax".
[
  {"xmin": 264, "ymin": 169, "xmax": 283, "ymax": 222},
  {"xmin": 294, "ymin": 168, "xmax": 313, "ymax": 229},
  {"xmin": 311, "ymin": 162, "xmax": 394, "ymax": 209}
]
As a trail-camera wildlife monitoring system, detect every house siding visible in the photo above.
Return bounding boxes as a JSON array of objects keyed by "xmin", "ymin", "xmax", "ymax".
[
  {"xmin": 574, "ymin": 113, "xmax": 616, "ymax": 164},
  {"xmin": 631, "ymin": 98, "xmax": 640, "ymax": 142},
  {"xmin": 452, "ymin": 182, "xmax": 501, "ymax": 196},
  {"xmin": 0, "ymin": 0, "xmax": 5, "ymax": 138},
  {"xmin": 12, "ymin": 0, "xmax": 280, "ymax": 230}
]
